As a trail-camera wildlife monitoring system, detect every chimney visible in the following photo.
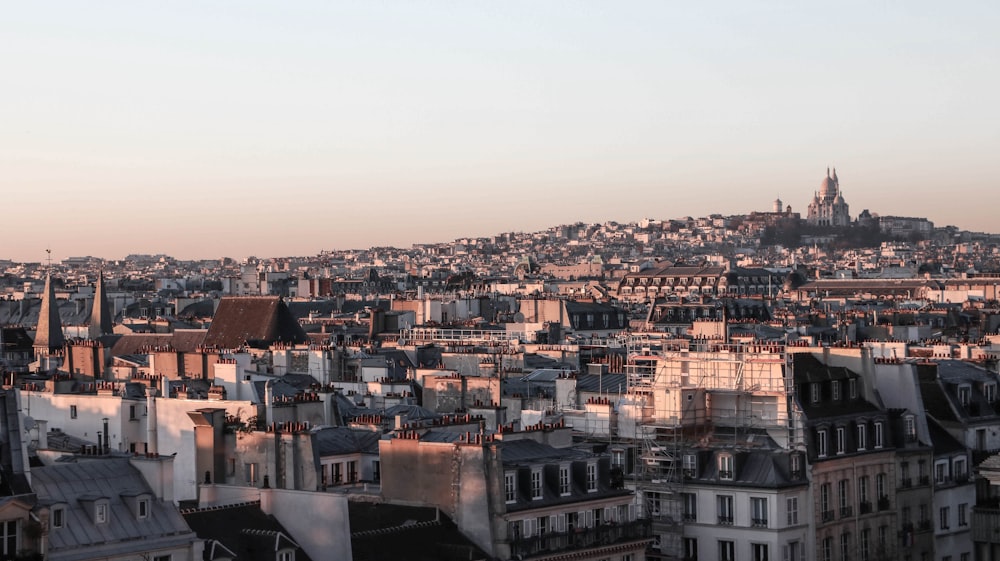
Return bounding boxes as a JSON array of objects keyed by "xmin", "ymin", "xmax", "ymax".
[{"xmin": 146, "ymin": 386, "xmax": 158, "ymax": 455}]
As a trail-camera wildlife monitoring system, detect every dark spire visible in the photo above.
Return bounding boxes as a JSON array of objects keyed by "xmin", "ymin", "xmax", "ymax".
[
  {"xmin": 89, "ymin": 270, "xmax": 114, "ymax": 339},
  {"xmin": 34, "ymin": 274, "xmax": 65, "ymax": 353}
]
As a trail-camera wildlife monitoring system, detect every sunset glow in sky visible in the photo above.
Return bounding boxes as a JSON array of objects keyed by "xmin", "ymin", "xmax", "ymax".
[{"xmin": 3, "ymin": 2, "xmax": 998, "ymax": 261}]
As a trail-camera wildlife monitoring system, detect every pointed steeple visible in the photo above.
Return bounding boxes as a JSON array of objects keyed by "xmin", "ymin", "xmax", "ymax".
[
  {"xmin": 34, "ymin": 274, "xmax": 65, "ymax": 353},
  {"xmin": 832, "ymin": 167, "xmax": 839, "ymax": 185},
  {"xmin": 89, "ymin": 270, "xmax": 114, "ymax": 339}
]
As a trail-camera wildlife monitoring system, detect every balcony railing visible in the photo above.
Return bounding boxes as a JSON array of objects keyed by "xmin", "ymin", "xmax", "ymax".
[
  {"xmin": 859, "ymin": 501, "xmax": 872, "ymax": 514},
  {"xmin": 918, "ymin": 519, "xmax": 932, "ymax": 532},
  {"xmin": 972, "ymin": 507, "xmax": 1000, "ymax": 544},
  {"xmin": 918, "ymin": 476, "xmax": 930, "ymax": 486},
  {"xmin": 510, "ymin": 518, "xmax": 653, "ymax": 559},
  {"xmin": 878, "ymin": 496, "xmax": 890, "ymax": 511},
  {"xmin": 718, "ymin": 470, "xmax": 733, "ymax": 480},
  {"xmin": 751, "ymin": 517, "xmax": 768, "ymax": 528},
  {"xmin": 718, "ymin": 515, "xmax": 733, "ymax": 526},
  {"xmin": 899, "ymin": 478, "xmax": 912, "ymax": 489},
  {"xmin": 681, "ymin": 513, "xmax": 696, "ymax": 522},
  {"xmin": 840, "ymin": 506, "xmax": 853, "ymax": 518},
  {"xmin": 822, "ymin": 510, "xmax": 836, "ymax": 522}
]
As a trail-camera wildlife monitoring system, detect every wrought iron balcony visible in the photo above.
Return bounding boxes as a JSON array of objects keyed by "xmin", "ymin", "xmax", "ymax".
[{"xmin": 509, "ymin": 518, "xmax": 653, "ymax": 559}]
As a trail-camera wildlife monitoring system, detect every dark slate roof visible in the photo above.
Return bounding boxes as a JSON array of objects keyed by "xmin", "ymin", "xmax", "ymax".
[
  {"xmin": 32, "ymin": 458, "xmax": 198, "ymax": 559},
  {"xmin": 252, "ymin": 379, "xmax": 303, "ymax": 403},
  {"xmin": 793, "ymin": 353, "xmax": 853, "ymax": 383},
  {"xmin": 383, "ymin": 404, "xmax": 439, "ymax": 422},
  {"xmin": 499, "ymin": 438, "xmax": 588, "ymax": 464},
  {"xmin": 182, "ymin": 502, "xmax": 312, "ymax": 561},
  {"xmin": 349, "ymin": 503, "xmax": 488, "ymax": 561},
  {"xmin": 927, "ymin": 417, "xmax": 966, "ymax": 456},
  {"xmin": 312, "ymin": 427, "xmax": 381, "ymax": 456},
  {"xmin": 917, "ymin": 363, "xmax": 959, "ymax": 423},
  {"xmin": 203, "ymin": 297, "xmax": 308, "ymax": 349},
  {"xmin": 177, "ymin": 299, "xmax": 217, "ymax": 319}
]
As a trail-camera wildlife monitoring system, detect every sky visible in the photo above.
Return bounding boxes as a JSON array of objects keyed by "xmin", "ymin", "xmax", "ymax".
[{"xmin": 3, "ymin": 1, "xmax": 999, "ymax": 261}]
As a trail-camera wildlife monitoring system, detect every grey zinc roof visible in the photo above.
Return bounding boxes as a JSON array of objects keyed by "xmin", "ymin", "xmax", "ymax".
[
  {"xmin": 312, "ymin": 427, "xmax": 381, "ymax": 456},
  {"xmin": 31, "ymin": 458, "xmax": 198, "ymax": 561}
]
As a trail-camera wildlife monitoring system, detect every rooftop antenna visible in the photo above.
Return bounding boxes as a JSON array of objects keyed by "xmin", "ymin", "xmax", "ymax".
[{"xmin": 45, "ymin": 248, "xmax": 53, "ymax": 271}]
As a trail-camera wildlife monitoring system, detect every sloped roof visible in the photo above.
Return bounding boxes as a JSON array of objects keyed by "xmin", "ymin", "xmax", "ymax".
[
  {"xmin": 203, "ymin": 297, "xmax": 308, "ymax": 349},
  {"xmin": 183, "ymin": 502, "xmax": 311, "ymax": 561},
  {"xmin": 32, "ymin": 459, "xmax": 198, "ymax": 560},
  {"xmin": 312, "ymin": 427, "xmax": 381, "ymax": 456},
  {"xmin": 109, "ymin": 330, "xmax": 208, "ymax": 356},
  {"xmin": 350, "ymin": 503, "xmax": 488, "ymax": 561}
]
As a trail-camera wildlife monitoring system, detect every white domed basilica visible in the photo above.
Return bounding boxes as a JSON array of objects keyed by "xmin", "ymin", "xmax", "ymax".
[{"xmin": 806, "ymin": 167, "xmax": 850, "ymax": 227}]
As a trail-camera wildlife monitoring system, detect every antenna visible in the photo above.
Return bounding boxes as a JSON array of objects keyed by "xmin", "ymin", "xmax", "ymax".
[{"xmin": 45, "ymin": 248, "xmax": 53, "ymax": 270}]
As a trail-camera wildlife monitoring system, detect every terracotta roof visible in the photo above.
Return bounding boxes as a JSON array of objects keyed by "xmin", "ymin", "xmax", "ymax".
[{"xmin": 203, "ymin": 297, "xmax": 308, "ymax": 349}]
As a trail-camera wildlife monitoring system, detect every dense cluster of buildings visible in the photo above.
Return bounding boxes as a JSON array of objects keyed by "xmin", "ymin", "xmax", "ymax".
[{"xmin": 2, "ymin": 170, "xmax": 1000, "ymax": 560}]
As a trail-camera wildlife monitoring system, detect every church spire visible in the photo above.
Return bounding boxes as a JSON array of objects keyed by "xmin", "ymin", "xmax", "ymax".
[
  {"xmin": 89, "ymin": 270, "xmax": 113, "ymax": 339},
  {"xmin": 34, "ymin": 273, "xmax": 65, "ymax": 354}
]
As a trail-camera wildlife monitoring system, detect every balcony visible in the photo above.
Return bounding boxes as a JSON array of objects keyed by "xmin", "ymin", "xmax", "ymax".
[
  {"xmin": 751, "ymin": 517, "xmax": 768, "ymax": 528},
  {"xmin": 822, "ymin": 510, "xmax": 836, "ymax": 523},
  {"xmin": 859, "ymin": 501, "xmax": 872, "ymax": 514},
  {"xmin": 718, "ymin": 470, "xmax": 733, "ymax": 480},
  {"xmin": 681, "ymin": 513, "xmax": 696, "ymax": 522},
  {"xmin": 899, "ymin": 478, "xmax": 912, "ymax": 489},
  {"xmin": 917, "ymin": 519, "xmax": 932, "ymax": 532},
  {"xmin": 878, "ymin": 496, "xmax": 890, "ymax": 511},
  {"xmin": 717, "ymin": 515, "xmax": 733, "ymax": 526},
  {"xmin": 918, "ymin": 476, "xmax": 930, "ymax": 486},
  {"xmin": 510, "ymin": 518, "xmax": 653, "ymax": 559},
  {"xmin": 840, "ymin": 506, "xmax": 854, "ymax": 518}
]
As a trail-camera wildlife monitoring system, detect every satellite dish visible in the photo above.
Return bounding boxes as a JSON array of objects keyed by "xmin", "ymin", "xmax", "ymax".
[
  {"xmin": 22, "ymin": 416, "xmax": 36, "ymax": 431},
  {"xmin": 513, "ymin": 312, "xmax": 525, "ymax": 323}
]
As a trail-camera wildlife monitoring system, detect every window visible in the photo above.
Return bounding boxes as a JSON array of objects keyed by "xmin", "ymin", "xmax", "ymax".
[
  {"xmin": 935, "ymin": 461, "xmax": 949, "ymax": 484},
  {"xmin": 245, "ymin": 462, "xmax": 258, "ymax": 484},
  {"xmin": 861, "ymin": 528, "xmax": 871, "ymax": 561},
  {"xmin": 559, "ymin": 466, "xmax": 570, "ymax": 495},
  {"xmin": 838, "ymin": 479, "xmax": 851, "ymax": 516},
  {"xmin": 153, "ymin": 556, "xmax": 172, "ymax": 561},
  {"xmin": 940, "ymin": 506, "xmax": 950, "ymax": 530},
  {"xmin": 817, "ymin": 429, "xmax": 828, "ymax": 458},
  {"xmin": 878, "ymin": 525, "xmax": 887, "ymax": 549},
  {"xmin": 954, "ymin": 458, "xmax": 967, "ymax": 481},
  {"xmin": 874, "ymin": 422, "xmax": 883, "ymax": 449},
  {"xmin": 129, "ymin": 404, "xmax": 137, "ymax": 420},
  {"xmin": 836, "ymin": 427, "xmax": 846, "ymax": 455},
  {"xmin": 784, "ymin": 541, "xmax": 802, "ymax": 561},
  {"xmin": 504, "ymin": 472, "xmax": 516, "ymax": 503},
  {"xmin": 531, "ymin": 469, "xmax": 543, "ymax": 500},
  {"xmin": 138, "ymin": 498, "xmax": 149, "ymax": 519},
  {"xmin": 683, "ymin": 453, "xmax": 697, "ymax": 477},
  {"xmin": 820, "ymin": 483, "xmax": 832, "ymax": 519},
  {"xmin": 681, "ymin": 492, "xmax": 697, "ymax": 522},
  {"xmin": 751, "ymin": 543, "xmax": 768, "ymax": 561},
  {"xmin": 683, "ymin": 538, "xmax": 698, "ymax": 560},
  {"xmin": 276, "ymin": 551, "xmax": 294, "ymax": 561},
  {"xmin": 586, "ymin": 463, "xmax": 597, "ymax": 492},
  {"xmin": 717, "ymin": 495, "xmax": 734, "ymax": 525},
  {"xmin": 958, "ymin": 385, "xmax": 971, "ymax": 406},
  {"xmin": 832, "ymin": 381, "xmax": 840, "ymax": 401},
  {"xmin": 811, "ymin": 384, "xmax": 820, "ymax": 403},
  {"xmin": 958, "ymin": 503, "xmax": 968, "ymax": 526},
  {"xmin": 904, "ymin": 415, "xmax": 916, "ymax": 441},
  {"xmin": 985, "ymin": 382, "xmax": 997, "ymax": 403},
  {"xmin": 719, "ymin": 539, "xmax": 735, "ymax": 561},
  {"xmin": 849, "ymin": 378, "xmax": 858, "ymax": 399},
  {"xmin": 95, "ymin": 503, "xmax": 108, "ymax": 524},
  {"xmin": 901, "ymin": 462, "xmax": 911, "ymax": 486},
  {"xmin": 822, "ymin": 537, "xmax": 833, "ymax": 561},
  {"xmin": 718, "ymin": 454, "xmax": 734, "ymax": 480},
  {"xmin": 856, "ymin": 423, "xmax": 867, "ymax": 450},
  {"xmin": 790, "ymin": 453, "xmax": 802, "ymax": 478},
  {"xmin": 858, "ymin": 476, "xmax": 870, "ymax": 512},
  {"xmin": 52, "ymin": 507, "xmax": 65, "ymax": 529},
  {"xmin": 347, "ymin": 461, "xmax": 357, "ymax": 482},
  {"xmin": 751, "ymin": 497, "xmax": 768, "ymax": 527},
  {"xmin": 840, "ymin": 532, "xmax": 851, "ymax": 561},
  {"xmin": 875, "ymin": 473, "xmax": 887, "ymax": 502},
  {"xmin": 0, "ymin": 521, "xmax": 16, "ymax": 556},
  {"xmin": 70, "ymin": 405, "xmax": 78, "ymax": 419},
  {"xmin": 786, "ymin": 496, "xmax": 798, "ymax": 526}
]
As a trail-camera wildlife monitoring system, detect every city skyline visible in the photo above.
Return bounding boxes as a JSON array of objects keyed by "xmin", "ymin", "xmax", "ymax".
[{"xmin": 4, "ymin": 2, "xmax": 998, "ymax": 261}]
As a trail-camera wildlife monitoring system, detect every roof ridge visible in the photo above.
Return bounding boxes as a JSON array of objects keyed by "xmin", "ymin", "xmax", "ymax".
[
  {"xmin": 351, "ymin": 519, "xmax": 442, "ymax": 538},
  {"xmin": 179, "ymin": 499, "xmax": 262, "ymax": 514}
]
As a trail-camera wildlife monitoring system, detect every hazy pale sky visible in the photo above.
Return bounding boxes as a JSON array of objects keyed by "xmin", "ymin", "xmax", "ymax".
[{"xmin": 3, "ymin": 1, "xmax": 998, "ymax": 261}]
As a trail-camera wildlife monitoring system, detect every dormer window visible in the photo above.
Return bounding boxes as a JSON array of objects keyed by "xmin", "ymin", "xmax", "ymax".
[
  {"xmin": 817, "ymin": 429, "xmax": 828, "ymax": 458},
  {"xmin": 95, "ymin": 502, "xmax": 108, "ymax": 524},
  {"xmin": 559, "ymin": 466, "xmax": 570, "ymax": 496},
  {"xmin": 831, "ymin": 381, "xmax": 840, "ymax": 401},
  {"xmin": 530, "ymin": 469, "xmax": 543, "ymax": 500},
  {"xmin": 836, "ymin": 427, "xmax": 846, "ymax": 455},
  {"xmin": 958, "ymin": 385, "xmax": 971, "ymax": 407},
  {"xmin": 904, "ymin": 415, "xmax": 917, "ymax": 442},
  {"xmin": 874, "ymin": 422, "xmax": 884, "ymax": 449},
  {"xmin": 586, "ymin": 463, "xmax": 598, "ymax": 492},
  {"xmin": 51, "ymin": 506, "xmax": 65, "ymax": 529},
  {"xmin": 790, "ymin": 453, "xmax": 803, "ymax": 478},
  {"xmin": 682, "ymin": 453, "xmax": 697, "ymax": 478},
  {"xmin": 504, "ymin": 472, "xmax": 517, "ymax": 503},
  {"xmin": 984, "ymin": 383, "xmax": 997, "ymax": 403},
  {"xmin": 811, "ymin": 384, "xmax": 820, "ymax": 404},
  {"xmin": 138, "ymin": 498, "xmax": 149, "ymax": 519},
  {"xmin": 856, "ymin": 423, "xmax": 867, "ymax": 451},
  {"xmin": 849, "ymin": 378, "xmax": 858, "ymax": 399},
  {"xmin": 718, "ymin": 454, "xmax": 734, "ymax": 480}
]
